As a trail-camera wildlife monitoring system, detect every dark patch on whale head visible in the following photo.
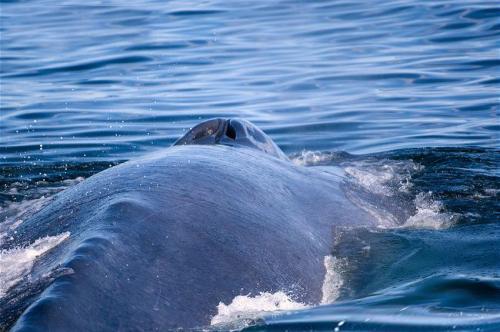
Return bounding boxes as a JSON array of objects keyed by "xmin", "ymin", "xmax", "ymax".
[{"xmin": 173, "ymin": 118, "xmax": 288, "ymax": 160}]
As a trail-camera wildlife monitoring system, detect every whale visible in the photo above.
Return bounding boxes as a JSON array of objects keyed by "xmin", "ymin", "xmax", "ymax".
[{"xmin": 1, "ymin": 119, "xmax": 376, "ymax": 331}]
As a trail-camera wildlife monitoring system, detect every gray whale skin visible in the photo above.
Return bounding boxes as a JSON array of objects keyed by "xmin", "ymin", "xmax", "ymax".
[{"xmin": 7, "ymin": 118, "xmax": 375, "ymax": 331}]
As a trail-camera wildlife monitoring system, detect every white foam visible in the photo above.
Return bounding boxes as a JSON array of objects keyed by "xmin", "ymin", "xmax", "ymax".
[
  {"xmin": 321, "ymin": 255, "xmax": 346, "ymax": 304},
  {"xmin": 292, "ymin": 152, "xmax": 456, "ymax": 230},
  {"xmin": 342, "ymin": 159, "xmax": 456, "ymax": 230},
  {"xmin": 0, "ymin": 176, "xmax": 84, "ymax": 245},
  {"xmin": 403, "ymin": 193, "xmax": 457, "ymax": 230},
  {"xmin": 0, "ymin": 196, "xmax": 51, "ymax": 246},
  {"xmin": 291, "ymin": 151, "xmax": 333, "ymax": 166},
  {"xmin": 0, "ymin": 232, "xmax": 70, "ymax": 298},
  {"xmin": 474, "ymin": 188, "xmax": 499, "ymax": 199},
  {"xmin": 210, "ymin": 291, "xmax": 308, "ymax": 327},
  {"xmin": 209, "ymin": 255, "xmax": 348, "ymax": 327},
  {"xmin": 344, "ymin": 160, "xmax": 421, "ymax": 196}
]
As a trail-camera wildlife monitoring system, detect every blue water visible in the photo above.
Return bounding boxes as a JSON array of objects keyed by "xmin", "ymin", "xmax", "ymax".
[{"xmin": 0, "ymin": 0, "xmax": 499, "ymax": 331}]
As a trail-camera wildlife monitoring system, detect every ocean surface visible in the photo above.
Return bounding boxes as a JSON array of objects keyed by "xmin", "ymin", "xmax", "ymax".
[{"xmin": 0, "ymin": 0, "xmax": 499, "ymax": 331}]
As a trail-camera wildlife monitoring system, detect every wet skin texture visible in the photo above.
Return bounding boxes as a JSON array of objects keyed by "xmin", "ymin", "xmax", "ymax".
[{"xmin": 7, "ymin": 119, "xmax": 375, "ymax": 330}]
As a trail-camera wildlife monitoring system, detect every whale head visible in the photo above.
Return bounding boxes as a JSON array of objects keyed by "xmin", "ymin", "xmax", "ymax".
[{"xmin": 173, "ymin": 118, "xmax": 288, "ymax": 160}]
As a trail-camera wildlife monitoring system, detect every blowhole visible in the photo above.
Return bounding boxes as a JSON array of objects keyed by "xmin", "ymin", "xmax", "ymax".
[{"xmin": 226, "ymin": 123, "xmax": 236, "ymax": 140}]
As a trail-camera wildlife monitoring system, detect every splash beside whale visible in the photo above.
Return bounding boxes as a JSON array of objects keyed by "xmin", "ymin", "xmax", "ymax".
[{"xmin": 1, "ymin": 119, "xmax": 377, "ymax": 330}]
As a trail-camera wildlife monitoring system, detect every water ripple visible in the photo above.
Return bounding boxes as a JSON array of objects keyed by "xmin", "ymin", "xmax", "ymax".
[{"xmin": 1, "ymin": 0, "xmax": 498, "ymax": 163}]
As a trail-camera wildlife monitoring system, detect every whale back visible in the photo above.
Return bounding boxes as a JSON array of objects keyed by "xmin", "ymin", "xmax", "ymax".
[{"xmin": 6, "ymin": 145, "xmax": 374, "ymax": 330}]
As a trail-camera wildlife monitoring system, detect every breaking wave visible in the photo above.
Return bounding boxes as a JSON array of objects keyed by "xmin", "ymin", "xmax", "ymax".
[
  {"xmin": 0, "ymin": 232, "xmax": 70, "ymax": 298},
  {"xmin": 210, "ymin": 291, "xmax": 307, "ymax": 328},
  {"xmin": 291, "ymin": 150, "xmax": 457, "ymax": 230}
]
